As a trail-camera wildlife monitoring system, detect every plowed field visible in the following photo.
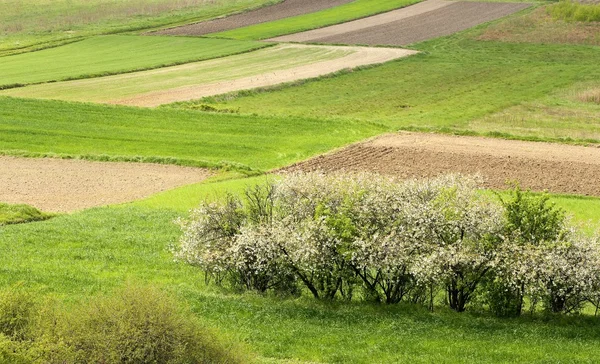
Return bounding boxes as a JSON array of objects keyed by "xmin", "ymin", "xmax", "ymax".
[
  {"xmin": 0, "ymin": 157, "xmax": 211, "ymax": 212},
  {"xmin": 155, "ymin": 0, "xmax": 353, "ymax": 36},
  {"xmin": 272, "ymin": 1, "xmax": 530, "ymax": 46},
  {"xmin": 285, "ymin": 133, "xmax": 600, "ymax": 196}
]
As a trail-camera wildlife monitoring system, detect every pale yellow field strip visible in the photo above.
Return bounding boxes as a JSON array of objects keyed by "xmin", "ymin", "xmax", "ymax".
[
  {"xmin": 2, "ymin": 44, "xmax": 417, "ymax": 107},
  {"xmin": 113, "ymin": 46, "xmax": 418, "ymax": 107},
  {"xmin": 268, "ymin": 0, "xmax": 454, "ymax": 43}
]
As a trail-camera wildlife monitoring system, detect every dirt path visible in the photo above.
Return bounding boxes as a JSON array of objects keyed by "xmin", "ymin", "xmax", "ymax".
[
  {"xmin": 271, "ymin": 1, "xmax": 530, "ymax": 46},
  {"xmin": 0, "ymin": 157, "xmax": 212, "ymax": 212},
  {"xmin": 111, "ymin": 45, "xmax": 417, "ymax": 107},
  {"xmin": 284, "ymin": 133, "xmax": 600, "ymax": 196},
  {"xmin": 269, "ymin": 0, "xmax": 453, "ymax": 43},
  {"xmin": 153, "ymin": 0, "xmax": 354, "ymax": 36}
]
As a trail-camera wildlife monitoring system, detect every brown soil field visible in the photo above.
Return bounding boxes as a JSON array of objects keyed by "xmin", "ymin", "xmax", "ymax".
[
  {"xmin": 274, "ymin": 1, "xmax": 530, "ymax": 46},
  {"xmin": 269, "ymin": 0, "xmax": 454, "ymax": 43},
  {"xmin": 0, "ymin": 157, "xmax": 211, "ymax": 212},
  {"xmin": 153, "ymin": 0, "xmax": 354, "ymax": 36},
  {"xmin": 284, "ymin": 133, "xmax": 600, "ymax": 196},
  {"xmin": 111, "ymin": 45, "xmax": 417, "ymax": 107}
]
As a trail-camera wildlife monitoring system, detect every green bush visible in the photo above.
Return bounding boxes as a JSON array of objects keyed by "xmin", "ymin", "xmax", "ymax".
[
  {"xmin": 548, "ymin": 1, "xmax": 600, "ymax": 22},
  {"xmin": 0, "ymin": 203, "xmax": 53, "ymax": 226},
  {"xmin": 0, "ymin": 285, "xmax": 37, "ymax": 341},
  {"xmin": 0, "ymin": 284, "xmax": 249, "ymax": 363},
  {"xmin": 39, "ymin": 285, "xmax": 249, "ymax": 364}
]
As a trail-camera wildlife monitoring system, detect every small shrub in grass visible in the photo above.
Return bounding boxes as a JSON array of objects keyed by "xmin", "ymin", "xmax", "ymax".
[
  {"xmin": 35, "ymin": 284, "xmax": 249, "ymax": 364},
  {"xmin": 0, "ymin": 284, "xmax": 37, "ymax": 341},
  {"xmin": 548, "ymin": 1, "xmax": 600, "ymax": 22},
  {"xmin": 0, "ymin": 203, "xmax": 53, "ymax": 225}
]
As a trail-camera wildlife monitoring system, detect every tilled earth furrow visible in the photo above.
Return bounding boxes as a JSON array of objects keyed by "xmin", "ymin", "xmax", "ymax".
[{"xmin": 154, "ymin": 0, "xmax": 354, "ymax": 36}]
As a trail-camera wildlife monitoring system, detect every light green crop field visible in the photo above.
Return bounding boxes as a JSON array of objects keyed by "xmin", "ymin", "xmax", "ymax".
[
  {"xmin": 0, "ymin": 0, "xmax": 277, "ymax": 55},
  {"xmin": 0, "ymin": 35, "xmax": 267, "ymax": 89},
  {"xmin": 210, "ymin": 0, "xmax": 421, "ymax": 40},
  {"xmin": 0, "ymin": 97, "xmax": 383, "ymax": 171},
  {"xmin": 1, "ymin": 44, "xmax": 354, "ymax": 103},
  {"xmin": 192, "ymin": 37, "xmax": 600, "ymax": 144}
]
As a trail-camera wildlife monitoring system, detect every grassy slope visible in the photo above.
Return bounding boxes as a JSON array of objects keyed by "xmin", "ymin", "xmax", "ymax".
[
  {"xmin": 1, "ymin": 44, "xmax": 353, "ymax": 103},
  {"xmin": 0, "ymin": 203, "xmax": 53, "ymax": 225},
  {"xmin": 0, "ymin": 97, "xmax": 383, "ymax": 171},
  {"xmin": 0, "ymin": 0, "xmax": 277, "ymax": 54},
  {"xmin": 194, "ymin": 37, "xmax": 600, "ymax": 143},
  {"xmin": 1, "ymin": 179, "xmax": 599, "ymax": 362},
  {"xmin": 0, "ymin": 36, "xmax": 267, "ymax": 89},
  {"xmin": 211, "ymin": 0, "xmax": 421, "ymax": 40}
]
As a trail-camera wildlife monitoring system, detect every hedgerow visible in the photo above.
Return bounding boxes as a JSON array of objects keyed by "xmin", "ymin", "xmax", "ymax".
[{"xmin": 177, "ymin": 172, "xmax": 600, "ymax": 315}]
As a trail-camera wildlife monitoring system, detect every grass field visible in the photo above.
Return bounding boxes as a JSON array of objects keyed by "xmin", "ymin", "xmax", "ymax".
[
  {"xmin": 190, "ymin": 36, "xmax": 600, "ymax": 143},
  {"xmin": 0, "ymin": 44, "xmax": 354, "ymax": 103},
  {"xmin": 0, "ymin": 35, "xmax": 267, "ymax": 89},
  {"xmin": 0, "ymin": 0, "xmax": 276, "ymax": 55},
  {"xmin": 1, "ymin": 177, "xmax": 600, "ymax": 362},
  {"xmin": 210, "ymin": 0, "xmax": 421, "ymax": 40},
  {"xmin": 0, "ymin": 97, "xmax": 383, "ymax": 171},
  {"xmin": 3, "ymin": 1, "xmax": 600, "ymax": 362}
]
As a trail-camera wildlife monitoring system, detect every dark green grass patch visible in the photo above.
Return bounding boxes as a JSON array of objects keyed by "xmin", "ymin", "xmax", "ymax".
[
  {"xmin": 0, "ymin": 97, "xmax": 384, "ymax": 172},
  {"xmin": 189, "ymin": 38, "xmax": 600, "ymax": 144},
  {"xmin": 0, "ymin": 203, "xmax": 53, "ymax": 226},
  {"xmin": 0, "ymin": 35, "xmax": 267, "ymax": 89}
]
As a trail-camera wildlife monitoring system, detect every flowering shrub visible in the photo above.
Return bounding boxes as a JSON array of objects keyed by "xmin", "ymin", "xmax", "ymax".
[{"xmin": 176, "ymin": 172, "xmax": 600, "ymax": 315}]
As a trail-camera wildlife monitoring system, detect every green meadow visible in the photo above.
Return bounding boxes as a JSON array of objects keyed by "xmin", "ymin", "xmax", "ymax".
[
  {"xmin": 193, "ymin": 37, "xmax": 600, "ymax": 143},
  {"xmin": 2, "ymin": 0, "xmax": 600, "ymax": 362},
  {"xmin": 0, "ymin": 35, "xmax": 266, "ymax": 89},
  {"xmin": 0, "ymin": 0, "xmax": 276, "ymax": 54},
  {"xmin": 1, "ymin": 44, "xmax": 352, "ymax": 103},
  {"xmin": 211, "ymin": 0, "xmax": 421, "ymax": 40}
]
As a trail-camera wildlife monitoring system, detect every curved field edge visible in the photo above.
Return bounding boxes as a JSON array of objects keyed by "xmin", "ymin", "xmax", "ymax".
[
  {"xmin": 209, "ymin": 0, "xmax": 422, "ymax": 40},
  {"xmin": 0, "ymin": 0, "xmax": 279, "ymax": 55},
  {"xmin": 186, "ymin": 37, "xmax": 600, "ymax": 143},
  {"xmin": 0, "ymin": 36, "xmax": 268, "ymax": 89},
  {"xmin": 0, "ymin": 97, "xmax": 385, "ymax": 172}
]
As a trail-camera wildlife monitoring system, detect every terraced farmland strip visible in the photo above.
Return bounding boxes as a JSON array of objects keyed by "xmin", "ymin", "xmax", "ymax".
[
  {"xmin": 285, "ymin": 132, "xmax": 600, "ymax": 196},
  {"xmin": 209, "ymin": 0, "xmax": 423, "ymax": 41},
  {"xmin": 0, "ymin": 156, "xmax": 211, "ymax": 212},
  {"xmin": 269, "ymin": 0, "xmax": 453, "ymax": 43},
  {"xmin": 154, "ymin": 0, "xmax": 354, "ymax": 36},
  {"xmin": 292, "ymin": 1, "xmax": 530, "ymax": 46},
  {"xmin": 0, "ymin": 35, "xmax": 266, "ymax": 88},
  {"xmin": 2, "ymin": 44, "xmax": 416, "ymax": 107}
]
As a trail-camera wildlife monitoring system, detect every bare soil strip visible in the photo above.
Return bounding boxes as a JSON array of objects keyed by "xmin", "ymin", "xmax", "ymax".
[
  {"xmin": 272, "ymin": 1, "xmax": 530, "ymax": 46},
  {"xmin": 284, "ymin": 133, "xmax": 600, "ymax": 196},
  {"xmin": 154, "ymin": 0, "xmax": 354, "ymax": 36},
  {"xmin": 269, "ymin": 0, "xmax": 454, "ymax": 43},
  {"xmin": 0, "ymin": 157, "xmax": 211, "ymax": 212},
  {"xmin": 111, "ymin": 45, "xmax": 417, "ymax": 107}
]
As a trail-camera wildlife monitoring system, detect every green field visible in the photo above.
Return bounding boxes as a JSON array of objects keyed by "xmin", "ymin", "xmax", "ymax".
[
  {"xmin": 1, "ymin": 177, "xmax": 600, "ymax": 362},
  {"xmin": 0, "ymin": 35, "xmax": 267, "ymax": 89},
  {"xmin": 2, "ymin": 0, "xmax": 600, "ymax": 362},
  {"xmin": 1, "ymin": 44, "xmax": 354, "ymax": 103},
  {"xmin": 210, "ymin": 0, "xmax": 421, "ymax": 40},
  {"xmin": 0, "ymin": 97, "xmax": 383, "ymax": 171},
  {"xmin": 190, "ymin": 37, "xmax": 600, "ymax": 143},
  {"xmin": 0, "ymin": 0, "xmax": 276, "ymax": 55}
]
